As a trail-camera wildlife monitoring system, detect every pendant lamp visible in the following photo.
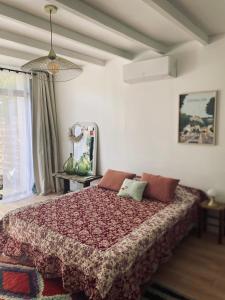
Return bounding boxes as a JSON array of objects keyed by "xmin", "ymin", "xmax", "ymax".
[{"xmin": 21, "ymin": 5, "xmax": 83, "ymax": 82}]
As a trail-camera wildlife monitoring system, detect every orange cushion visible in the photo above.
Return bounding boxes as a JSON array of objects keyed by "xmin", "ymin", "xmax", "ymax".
[
  {"xmin": 141, "ymin": 173, "xmax": 179, "ymax": 203},
  {"xmin": 98, "ymin": 169, "xmax": 136, "ymax": 192}
]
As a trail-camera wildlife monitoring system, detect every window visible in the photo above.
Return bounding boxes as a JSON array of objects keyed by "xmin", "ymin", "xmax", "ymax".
[{"xmin": 0, "ymin": 71, "xmax": 34, "ymax": 202}]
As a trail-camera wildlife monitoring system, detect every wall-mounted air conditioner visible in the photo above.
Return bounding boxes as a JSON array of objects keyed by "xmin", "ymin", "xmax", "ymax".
[{"xmin": 123, "ymin": 56, "xmax": 176, "ymax": 84}]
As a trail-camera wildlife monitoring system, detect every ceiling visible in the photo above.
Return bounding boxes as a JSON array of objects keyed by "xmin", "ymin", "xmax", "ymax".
[{"xmin": 0, "ymin": 0, "xmax": 224, "ymax": 68}]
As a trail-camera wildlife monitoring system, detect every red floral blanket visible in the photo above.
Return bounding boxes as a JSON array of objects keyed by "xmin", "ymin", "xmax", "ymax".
[
  {"xmin": 0, "ymin": 185, "xmax": 200, "ymax": 300},
  {"xmin": 14, "ymin": 187, "xmax": 167, "ymax": 250}
]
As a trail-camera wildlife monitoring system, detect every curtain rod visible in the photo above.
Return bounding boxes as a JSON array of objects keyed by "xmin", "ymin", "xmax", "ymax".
[{"xmin": 0, "ymin": 66, "xmax": 33, "ymax": 75}]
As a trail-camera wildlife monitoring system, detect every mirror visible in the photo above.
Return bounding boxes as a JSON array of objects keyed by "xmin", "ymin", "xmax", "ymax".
[{"xmin": 69, "ymin": 122, "xmax": 97, "ymax": 176}]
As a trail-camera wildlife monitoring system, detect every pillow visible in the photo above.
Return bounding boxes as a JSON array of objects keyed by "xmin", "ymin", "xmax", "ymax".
[
  {"xmin": 117, "ymin": 179, "xmax": 148, "ymax": 201},
  {"xmin": 141, "ymin": 173, "xmax": 179, "ymax": 203},
  {"xmin": 98, "ymin": 169, "xmax": 136, "ymax": 192}
]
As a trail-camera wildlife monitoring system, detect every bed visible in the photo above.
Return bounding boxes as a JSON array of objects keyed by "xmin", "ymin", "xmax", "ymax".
[{"xmin": 0, "ymin": 184, "xmax": 201, "ymax": 300}]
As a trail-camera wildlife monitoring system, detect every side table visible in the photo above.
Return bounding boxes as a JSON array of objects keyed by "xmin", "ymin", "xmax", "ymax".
[
  {"xmin": 198, "ymin": 200, "xmax": 225, "ymax": 244},
  {"xmin": 53, "ymin": 172, "xmax": 102, "ymax": 194}
]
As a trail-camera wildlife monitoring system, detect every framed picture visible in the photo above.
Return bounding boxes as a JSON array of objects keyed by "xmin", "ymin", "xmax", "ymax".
[{"xmin": 178, "ymin": 91, "xmax": 217, "ymax": 145}]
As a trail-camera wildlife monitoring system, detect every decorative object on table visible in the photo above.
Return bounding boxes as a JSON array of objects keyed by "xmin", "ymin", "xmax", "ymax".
[
  {"xmin": 21, "ymin": 5, "xmax": 82, "ymax": 82},
  {"xmin": 75, "ymin": 153, "xmax": 91, "ymax": 176},
  {"xmin": 63, "ymin": 153, "xmax": 77, "ymax": 175},
  {"xmin": 206, "ymin": 188, "xmax": 217, "ymax": 207},
  {"xmin": 198, "ymin": 200, "xmax": 225, "ymax": 244},
  {"xmin": 70, "ymin": 122, "xmax": 98, "ymax": 176},
  {"xmin": 178, "ymin": 91, "xmax": 217, "ymax": 145}
]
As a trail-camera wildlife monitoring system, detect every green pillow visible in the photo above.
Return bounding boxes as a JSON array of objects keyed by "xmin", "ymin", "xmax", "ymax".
[{"xmin": 117, "ymin": 179, "xmax": 148, "ymax": 201}]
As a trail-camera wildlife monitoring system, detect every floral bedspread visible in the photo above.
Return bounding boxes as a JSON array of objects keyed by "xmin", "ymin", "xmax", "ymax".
[{"xmin": 0, "ymin": 185, "xmax": 200, "ymax": 300}]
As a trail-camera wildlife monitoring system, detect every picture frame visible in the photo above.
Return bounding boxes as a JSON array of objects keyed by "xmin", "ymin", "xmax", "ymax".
[{"xmin": 178, "ymin": 91, "xmax": 217, "ymax": 145}]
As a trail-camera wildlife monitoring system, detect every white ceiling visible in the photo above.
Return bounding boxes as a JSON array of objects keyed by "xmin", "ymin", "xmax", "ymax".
[{"xmin": 0, "ymin": 0, "xmax": 224, "ymax": 68}]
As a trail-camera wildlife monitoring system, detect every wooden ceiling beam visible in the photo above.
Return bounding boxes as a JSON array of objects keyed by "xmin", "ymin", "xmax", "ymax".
[
  {"xmin": 0, "ymin": 46, "xmax": 37, "ymax": 61},
  {"xmin": 50, "ymin": 0, "xmax": 169, "ymax": 54},
  {"xmin": 0, "ymin": 2, "xmax": 133, "ymax": 61},
  {"xmin": 143, "ymin": 0, "xmax": 208, "ymax": 45},
  {"xmin": 0, "ymin": 30, "xmax": 106, "ymax": 66}
]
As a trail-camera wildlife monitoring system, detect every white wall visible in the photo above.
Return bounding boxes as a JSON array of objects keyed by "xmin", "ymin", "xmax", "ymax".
[{"xmin": 55, "ymin": 38, "xmax": 225, "ymax": 201}]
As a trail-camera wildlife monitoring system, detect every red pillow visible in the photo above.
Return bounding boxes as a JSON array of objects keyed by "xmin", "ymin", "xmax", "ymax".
[
  {"xmin": 141, "ymin": 173, "xmax": 179, "ymax": 203},
  {"xmin": 98, "ymin": 169, "xmax": 136, "ymax": 192}
]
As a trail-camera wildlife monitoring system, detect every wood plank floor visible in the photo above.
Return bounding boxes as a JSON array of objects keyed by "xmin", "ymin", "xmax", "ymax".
[{"xmin": 153, "ymin": 232, "xmax": 225, "ymax": 300}]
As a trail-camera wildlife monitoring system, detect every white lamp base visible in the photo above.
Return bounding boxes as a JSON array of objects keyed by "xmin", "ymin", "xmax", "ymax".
[{"xmin": 208, "ymin": 197, "xmax": 216, "ymax": 207}]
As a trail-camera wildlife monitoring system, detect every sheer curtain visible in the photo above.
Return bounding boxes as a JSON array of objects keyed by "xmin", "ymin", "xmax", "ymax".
[{"xmin": 0, "ymin": 71, "xmax": 34, "ymax": 202}]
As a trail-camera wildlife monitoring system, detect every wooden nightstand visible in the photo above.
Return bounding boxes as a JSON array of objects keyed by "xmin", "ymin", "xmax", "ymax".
[{"xmin": 198, "ymin": 200, "xmax": 225, "ymax": 244}]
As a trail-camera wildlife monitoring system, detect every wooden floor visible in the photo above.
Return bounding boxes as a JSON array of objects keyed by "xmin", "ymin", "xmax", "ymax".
[{"xmin": 154, "ymin": 232, "xmax": 225, "ymax": 300}]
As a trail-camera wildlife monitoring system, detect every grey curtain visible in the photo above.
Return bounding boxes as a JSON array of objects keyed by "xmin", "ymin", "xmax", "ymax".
[{"xmin": 31, "ymin": 73, "xmax": 60, "ymax": 194}]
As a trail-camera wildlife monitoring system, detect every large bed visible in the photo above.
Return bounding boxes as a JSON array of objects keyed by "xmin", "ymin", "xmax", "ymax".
[{"xmin": 0, "ymin": 184, "xmax": 201, "ymax": 300}]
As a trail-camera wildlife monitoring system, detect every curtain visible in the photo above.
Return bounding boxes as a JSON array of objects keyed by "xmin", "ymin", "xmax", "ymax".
[
  {"xmin": 0, "ymin": 71, "xmax": 34, "ymax": 202},
  {"xmin": 32, "ymin": 73, "xmax": 60, "ymax": 194}
]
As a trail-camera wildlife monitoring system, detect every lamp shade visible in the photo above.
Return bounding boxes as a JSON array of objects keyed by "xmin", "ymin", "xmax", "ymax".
[
  {"xmin": 206, "ymin": 188, "xmax": 216, "ymax": 198},
  {"xmin": 21, "ymin": 55, "xmax": 83, "ymax": 82},
  {"xmin": 21, "ymin": 5, "xmax": 83, "ymax": 82}
]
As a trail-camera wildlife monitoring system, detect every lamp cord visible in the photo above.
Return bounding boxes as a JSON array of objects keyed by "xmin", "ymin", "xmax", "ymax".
[{"xmin": 50, "ymin": 9, "xmax": 53, "ymax": 50}]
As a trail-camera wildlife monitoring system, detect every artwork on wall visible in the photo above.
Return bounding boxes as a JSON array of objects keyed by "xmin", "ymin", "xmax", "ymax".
[{"xmin": 178, "ymin": 91, "xmax": 217, "ymax": 145}]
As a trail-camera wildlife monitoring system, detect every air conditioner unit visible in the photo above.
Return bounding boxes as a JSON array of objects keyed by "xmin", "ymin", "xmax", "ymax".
[{"xmin": 123, "ymin": 56, "xmax": 176, "ymax": 84}]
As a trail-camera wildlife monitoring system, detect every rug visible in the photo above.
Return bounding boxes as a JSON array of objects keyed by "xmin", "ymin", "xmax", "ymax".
[
  {"xmin": 0, "ymin": 262, "xmax": 77, "ymax": 300},
  {"xmin": 0, "ymin": 256, "xmax": 193, "ymax": 300}
]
